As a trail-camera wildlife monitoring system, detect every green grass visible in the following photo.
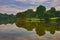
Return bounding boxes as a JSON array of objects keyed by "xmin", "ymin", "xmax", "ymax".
[
  {"xmin": 50, "ymin": 17, "xmax": 58, "ymax": 19},
  {"xmin": 26, "ymin": 18, "xmax": 40, "ymax": 22},
  {"xmin": 17, "ymin": 17, "xmax": 59, "ymax": 22}
]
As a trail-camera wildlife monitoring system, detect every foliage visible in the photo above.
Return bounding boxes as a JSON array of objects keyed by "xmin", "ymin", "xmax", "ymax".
[{"xmin": 16, "ymin": 5, "xmax": 60, "ymax": 21}]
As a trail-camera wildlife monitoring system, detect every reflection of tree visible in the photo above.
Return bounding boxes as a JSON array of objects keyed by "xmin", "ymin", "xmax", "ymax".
[
  {"xmin": 35, "ymin": 22, "xmax": 45, "ymax": 36},
  {"xmin": 44, "ymin": 22, "xmax": 55, "ymax": 34},
  {"xmin": 0, "ymin": 14, "xmax": 60, "ymax": 36},
  {"xmin": 16, "ymin": 20, "xmax": 35, "ymax": 31},
  {"xmin": 0, "ymin": 12, "xmax": 60, "ymax": 36},
  {"xmin": 48, "ymin": 25, "xmax": 55, "ymax": 34},
  {"xmin": 15, "ymin": 20, "xmax": 60, "ymax": 36},
  {"xmin": 25, "ymin": 22, "xmax": 36, "ymax": 31}
]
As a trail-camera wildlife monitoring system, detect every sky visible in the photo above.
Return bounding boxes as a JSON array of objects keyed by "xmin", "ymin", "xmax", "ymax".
[{"xmin": 0, "ymin": 0, "xmax": 60, "ymax": 14}]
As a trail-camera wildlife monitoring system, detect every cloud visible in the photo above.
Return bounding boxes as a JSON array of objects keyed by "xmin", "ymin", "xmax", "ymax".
[
  {"xmin": 15, "ymin": 0, "xmax": 48, "ymax": 2},
  {"xmin": 0, "ymin": 6, "xmax": 26, "ymax": 14},
  {"xmin": 15, "ymin": 0, "xmax": 48, "ymax": 5},
  {"xmin": 30, "ymin": 0, "xmax": 48, "ymax": 2},
  {"xmin": 0, "ymin": 6, "xmax": 35, "ymax": 13},
  {"xmin": 43, "ymin": 0, "xmax": 60, "ymax": 10},
  {"xmin": 55, "ymin": 6, "xmax": 60, "ymax": 10},
  {"xmin": 15, "ymin": 0, "xmax": 26, "ymax": 2},
  {"xmin": 50, "ymin": 0, "xmax": 60, "ymax": 7}
]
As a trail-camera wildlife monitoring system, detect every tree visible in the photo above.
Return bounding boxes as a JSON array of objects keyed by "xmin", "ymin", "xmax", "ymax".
[
  {"xmin": 44, "ymin": 13, "xmax": 50, "ymax": 22},
  {"xmin": 36, "ymin": 5, "xmax": 46, "ymax": 19},
  {"xmin": 55, "ymin": 11, "xmax": 60, "ymax": 17},
  {"xmin": 49, "ymin": 7, "xmax": 56, "ymax": 18},
  {"xmin": 24, "ymin": 9, "xmax": 35, "ymax": 18},
  {"xmin": 50, "ymin": 7, "xmax": 56, "ymax": 13},
  {"xmin": 16, "ymin": 12, "xmax": 25, "ymax": 18}
]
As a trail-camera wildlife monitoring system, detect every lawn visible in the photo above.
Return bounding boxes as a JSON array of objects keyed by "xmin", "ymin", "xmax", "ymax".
[
  {"xmin": 17, "ymin": 17, "xmax": 59, "ymax": 22},
  {"xmin": 26, "ymin": 18, "xmax": 40, "ymax": 22}
]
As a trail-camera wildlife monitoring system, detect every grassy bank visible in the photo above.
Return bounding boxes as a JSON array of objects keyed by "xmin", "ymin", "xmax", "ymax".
[{"xmin": 16, "ymin": 17, "xmax": 60, "ymax": 22}]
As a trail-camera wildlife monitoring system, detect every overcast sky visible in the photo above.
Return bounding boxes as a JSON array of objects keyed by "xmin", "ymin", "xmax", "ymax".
[{"xmin": 0, "ymin": 0, "xmax": 60, "ymax": 14}]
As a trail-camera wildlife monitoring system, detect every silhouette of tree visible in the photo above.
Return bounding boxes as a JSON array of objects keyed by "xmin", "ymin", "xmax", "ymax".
[
  {"xmin": 36, "ymin": 5, "xmax": 46, "ymax": 19},
  {"xmin": 16, "ymin": 12, "xmax": 25, "ymax": 18},
  {"xmin": 49, "ymin": 7, "xmax": 56, "ymax": 18},
  {"xmin": 55, "ymin": 11, "xmax": 60, "ymax": 17},
  {"xmin": 23, "ymin": 9, "xmax": 36, "ymax": 18}
]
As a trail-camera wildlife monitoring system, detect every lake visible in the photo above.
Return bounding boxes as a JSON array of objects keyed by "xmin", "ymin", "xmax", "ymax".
[{"xmin": 0, "ymin": 21, "xmax": 60, "ymax": 40}]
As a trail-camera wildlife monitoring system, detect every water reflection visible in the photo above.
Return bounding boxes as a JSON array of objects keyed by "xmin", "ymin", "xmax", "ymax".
[
  {"xmin": 0, "ymin": 18, "xmax": 60, "ymax": 37},
  {"xmin": 15, "ymin": 20, "xmax": 60, "ymax": 36}
]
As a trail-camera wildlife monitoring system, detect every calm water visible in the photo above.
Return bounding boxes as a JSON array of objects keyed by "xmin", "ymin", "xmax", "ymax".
[{"xmin": 0, "ymin": 21, "xmax": 60, "ymax": 40}]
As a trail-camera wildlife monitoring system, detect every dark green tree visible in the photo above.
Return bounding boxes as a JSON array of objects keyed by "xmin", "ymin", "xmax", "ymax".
[
  {"xmin": 23, "ymin": 9, "xmax": 35, "ymax": 18},
  {"xmin": 36, "ymin": 5, "xmax": 46, "ymax": 19},
  {"xmin": 49, "ymin": 7, "xmax": 56, "ymax": 18},
  {"xmin": 16, "ymin": 12, "xmax": 25, "ymax": 18}
]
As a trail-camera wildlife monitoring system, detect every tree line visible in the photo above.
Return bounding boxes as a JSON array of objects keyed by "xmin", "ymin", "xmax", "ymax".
[
  {"xmin": 0, "ymin": 13, "xmax": 16, "ymax": 24},
  {"xmin": 0, "ymin": 5, "xmax": 60, "ymax": 21},
  {"xmin": 16, "ymin": 5, "xmax": 60, "ymax": 21}
]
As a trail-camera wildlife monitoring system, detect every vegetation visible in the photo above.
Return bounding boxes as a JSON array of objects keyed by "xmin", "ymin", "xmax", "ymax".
[
  {"xmin": 0, "ymin": 5, "xmax": 60, "ymax": 22},
  {"xmin": 0, "ymin": 18, "xmax": 59, "ymax": 36},
  {"xmin": 0, "ymin": 5, "xmax": 60, "ymax": 36},
  {"xmin": 0, "ymin": 13, "xmax": 16, "ymax": 24},
  {"xmin": 16, "ymin": 21, "xmax": 60, "ymax": 36},
  {"xmin": 16, "ymin": 5, "xmax": 60, "ymax": 21}
]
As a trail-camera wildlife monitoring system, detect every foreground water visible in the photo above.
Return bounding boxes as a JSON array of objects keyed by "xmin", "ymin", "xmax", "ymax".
[{"xmin": 0, "ymin": 21, "xmax": 60, "ymax": 40}]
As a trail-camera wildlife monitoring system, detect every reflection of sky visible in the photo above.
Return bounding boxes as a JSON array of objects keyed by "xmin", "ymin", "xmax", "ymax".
[
  {"xmin": 0, "ymin": 24, "xmax": 35, "ymax": 34},
  {"xmin": 0, "ymin": 0, "xmax": 60, "ymax": 14},
  {"xmin": 0, "ymin": 24, "xmax": 60, "ymax": 40}
]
